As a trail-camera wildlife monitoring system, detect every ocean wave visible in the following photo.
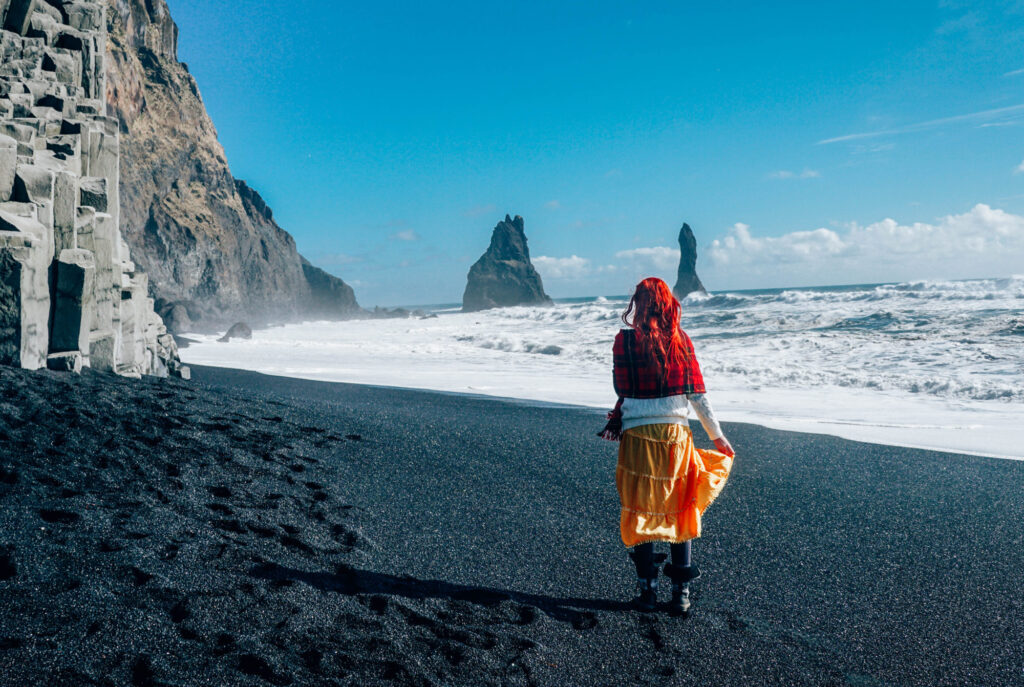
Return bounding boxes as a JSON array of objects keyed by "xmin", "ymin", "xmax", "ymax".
[
  {"xmin": 408, "ymin": 278, "xmax": 1024, "ymax": 405},
  {"xmin": 459, "ymin": 335, "xmax": 563, "ymax": 356},
  {"xmin": 865, "ymin": 277, "xmax": 1024, "ymax": 301},
  {"xmin": 487, "ymin": 304, "xmax": 621, "ymax": 324},
  {"xmin": 997, "ymin": 319, "xmax": 1024, "ymax": 336},
  {"xmin": 688, "ymin": 293, "xmax": 762, "ymax": 309},
  {"xmin": 702, "ymin": 358, "xmax": 1024, "ymax": 403},
  {"xmin": 824, "ymin": 311, "xmax": 900, "ymax": 331}
]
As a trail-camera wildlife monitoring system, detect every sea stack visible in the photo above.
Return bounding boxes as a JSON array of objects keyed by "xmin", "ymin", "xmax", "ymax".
[
  {"xmin": 673, "ymin": 222, "xmax": 707, "ymax": 299},
  {"xmin": 462, "ymin": 214, "xmax": 552, "ymax": 312},
  {"xmin": 0, "ymin": 0, "xmax": 185, "ymax": 378}
]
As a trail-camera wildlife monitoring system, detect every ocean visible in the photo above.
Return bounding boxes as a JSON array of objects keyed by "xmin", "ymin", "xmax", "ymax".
[{"xmin": 181, "ymin": 276, "xmax": 1024, "ymax": 460}]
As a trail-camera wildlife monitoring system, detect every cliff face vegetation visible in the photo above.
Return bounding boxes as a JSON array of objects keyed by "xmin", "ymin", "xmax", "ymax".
[{"xmin": 105, "ymin": 0, "xmax": 358, "ymax": 331}]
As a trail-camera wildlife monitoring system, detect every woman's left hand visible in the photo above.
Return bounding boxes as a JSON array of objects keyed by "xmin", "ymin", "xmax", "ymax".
[{"xmin": 713, "ymin": 436, "xmax": 736, "ymax": 457}]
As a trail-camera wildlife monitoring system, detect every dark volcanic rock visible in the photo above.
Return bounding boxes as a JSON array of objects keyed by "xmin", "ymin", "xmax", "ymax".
[
  {"xmin": 300, "ymin": 257, "xmax": 359, "ymax": 320},
  {"xmin": 105, "ymin": 0, "xmax": 360, "ymax": 329},
  {"xmin": 673, "ymin": 222, "xmax": 707, "ymax": 299},
  {"xmin": 462, "ymin": 215, "xmax": 552, "ymax": 312},
  {"xmin": 371, "ymin": 306, "xmax": 411, "ymax": 319},
  {"xmin": 218, "ymin": 322, "xmax": 252, "ymax": 343},
  {"xmin": 160, "ymin": 303, "xmax": 193, "ymax": 334}
]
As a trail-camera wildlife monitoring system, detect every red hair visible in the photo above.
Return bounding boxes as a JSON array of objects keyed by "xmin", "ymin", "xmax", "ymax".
[{"xmin": 622, "ymin": 277, "xmax": 690, "ymax": 368}]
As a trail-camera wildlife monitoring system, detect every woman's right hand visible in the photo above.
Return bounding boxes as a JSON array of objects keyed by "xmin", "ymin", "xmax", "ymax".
[{"xmin": 713, "ymin": 436, "xmax": 736, "ymax": 457}]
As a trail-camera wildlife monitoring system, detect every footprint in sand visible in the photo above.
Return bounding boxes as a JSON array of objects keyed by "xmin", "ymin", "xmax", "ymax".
[
  {"xmin": 246, "ymin": 523, "xmax": 277, "ymax": 539},
  {"xmin": 299, "ymin": 649, "xmax": 322, "ymax": 673},
  {"xmin": 39, "ymin": 508, "xmax": 80, "ymax": 524},
  {"xmin": 129, "ymin": 567, "xmax": 153, "ymax": 586},
  {"xmin": 168, "ymin": 599, "xmax": 190, "ymax": 624},
  {"xmin": 0, "ymin": 547, "xmax": 16, "ymax": 580},
  {"xmin": 211, "ymin": 519, "xmax": 246, "ymax": 534},
  {"xmin": 213, "ymin": 633, "xmax": 237, "ymax": 656},
  {"xmin": 237, "ymin": 654, "xmax": 287, "ymax": 685},
  {"xmin": 367, "ymin": 595, "xmax": 388, "ymax": 613},
  {"xmin": 510, "ymin": 604, "xmax": 538, "ymax": 626},
  {"xmin": 570, "ymin": 611, "xmax": 599, "ymax": 631},
  {"xmin": 131, "ymin": 654, "xmax": 156, "ymax": 687},
  {"xmin": 279, "ymin": 534, "xmax": 314, "ymax": 554}
]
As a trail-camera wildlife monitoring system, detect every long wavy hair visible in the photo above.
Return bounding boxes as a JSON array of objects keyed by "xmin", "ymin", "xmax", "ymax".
[{"xmin": 621, "ymin": 277, "xmax": 689, "ymax": 368}]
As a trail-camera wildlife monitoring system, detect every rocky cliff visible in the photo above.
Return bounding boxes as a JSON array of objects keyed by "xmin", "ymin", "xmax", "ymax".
[
  {"xmin": 104, "ymin": 0, "xmax": 359, "ymax": 331},
  {"xmin": 673, "ymin": 222, "xmax": 706, "ymax": 299},
  {"xmin": 0, "ymin": 0, "xmax": 184, "ymax": 377},
  {"xmin": 462, "ymin": 214, "xmax": 551, "ymax": 312}
]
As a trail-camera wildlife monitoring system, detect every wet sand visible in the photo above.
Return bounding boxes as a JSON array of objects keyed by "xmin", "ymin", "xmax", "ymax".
[{"xmin": 1, "ymin": 364, "xmax": 1021, "ymax": 686}]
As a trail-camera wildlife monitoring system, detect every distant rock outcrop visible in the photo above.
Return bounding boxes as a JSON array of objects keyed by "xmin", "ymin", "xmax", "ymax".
[
  {"xmin": 462, "ymin": 214, "xmax": 552, "ymax": 312},
  {"xmin": 218, "ymin": 321, "xmax": 251, "ymax": 343},
  {"xmin": 104, "ymin": 0, "xmax": 360, "ymax": 331},
  {"xmin": 299, "ymin": 257, "xmax": 359, "ymax": 320},
  {"xmin": 673, "ymin": 222, "xmax": 706, "ymax": 299}
]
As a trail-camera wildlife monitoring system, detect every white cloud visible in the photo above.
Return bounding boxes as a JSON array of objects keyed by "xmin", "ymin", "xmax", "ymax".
[
  {"xmin": 818, "ymin": 103, "xmax": 1024, "ymax": 144},
  {"xmin": 544, "ymin": 200, "xmax": 561, "ymax": 210},
  {"xmin": 709, "ymin": 224, "xmax": 845, "ymax": 266},
  {"xmin": 767, "ymin": 169, "xmax": 820, "ymax": 180},
  {"xmin": 1016, "ymin": 159, "xmax": 1024, "ymax": 174},
  {"xmin": 614, "ymin": 246, "xmax": 680, "ymax": 273},
  {"xmin": 706, "ymin": 204, "xmax": 1024, "ymax": 283},
  {"xmin": 1005, "ymin": 67, "xmax": 1024, "ymax": 77},
  {"xmin": 391, "ymin": 229, "xmax": 420, "ymax": 241},
  {"xmin": 533, "ymin": 255, "xmax": 591, "ymax": 280}
]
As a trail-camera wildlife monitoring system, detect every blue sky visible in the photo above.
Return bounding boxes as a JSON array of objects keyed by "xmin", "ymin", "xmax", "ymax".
[{"xmin": 167, "ymin": 0, "xmax": 1024, "ymax": 306}]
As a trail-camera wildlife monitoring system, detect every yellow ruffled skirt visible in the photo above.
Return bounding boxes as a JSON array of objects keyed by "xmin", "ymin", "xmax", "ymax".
[{"xmin": 616, "ymin": 423, "xmax": 733, "ymax": 547}]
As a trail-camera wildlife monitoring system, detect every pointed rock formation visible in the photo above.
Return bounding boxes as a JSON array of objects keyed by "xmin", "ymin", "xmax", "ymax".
[
  {"xmin": 462, "ymin": 214, "xmax": 552, "ymax": 312},
  {"xmin": 673, "ymin": 222, "xmax": 707, "ymax": 299}
]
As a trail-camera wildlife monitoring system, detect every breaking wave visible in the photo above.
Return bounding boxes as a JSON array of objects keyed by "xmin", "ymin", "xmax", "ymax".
[{"xmin": 451, "ymin": 277, "xmax": 1024, "ymax": 404}]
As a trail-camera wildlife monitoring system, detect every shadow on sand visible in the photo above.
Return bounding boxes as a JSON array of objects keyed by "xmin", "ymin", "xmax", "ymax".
[{"xmin": 250, "ymin": 562, "xmax": 631, "ymax": 628}]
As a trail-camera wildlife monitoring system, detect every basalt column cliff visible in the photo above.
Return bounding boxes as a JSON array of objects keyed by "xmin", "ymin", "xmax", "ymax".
[
  {"xmin": 105, "ymin": 0, "xmax": 360, "ymax": 331},
  {"xmin": 0, "ymin": 0, "xmax": 183, "ymax": 376}
]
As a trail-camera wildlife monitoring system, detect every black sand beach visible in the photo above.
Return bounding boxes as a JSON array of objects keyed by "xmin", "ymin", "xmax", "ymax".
[{"xmin": 1, "ymin": 365, "xmax": 1022, "ymax": 686}]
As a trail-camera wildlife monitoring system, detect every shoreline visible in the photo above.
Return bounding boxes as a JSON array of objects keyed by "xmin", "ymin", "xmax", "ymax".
[
  {"xmin": 177, "ymin": 274, "xmax": 1024, "ymax": 462},
  {"xmin": 2, "ymin": 364, "xmax": 1022, "ymax": 685},
  {"xmin": 179, "ymin": 359, "xmax": 1023, "ymax": 462}
]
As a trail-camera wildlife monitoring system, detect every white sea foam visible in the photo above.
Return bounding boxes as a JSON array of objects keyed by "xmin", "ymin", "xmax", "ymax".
[{"xmin": 182, "ymin": 278, "xmax": 1024, "ymax": 460}]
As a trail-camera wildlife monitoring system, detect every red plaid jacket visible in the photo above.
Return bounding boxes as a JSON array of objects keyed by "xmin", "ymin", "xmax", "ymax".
[
  {"xmin": 613, "ymin": 328, "xmax": 705, "ymax": 399},
  {"xmin": 600, "ymin": 328, "xmax": 705, "ymax": 440}
]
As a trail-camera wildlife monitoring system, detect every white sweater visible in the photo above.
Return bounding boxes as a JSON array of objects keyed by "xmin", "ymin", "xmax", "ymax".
[{"xmin": 621, "ymin": 393, "xmax": 723, "ymax": 440}]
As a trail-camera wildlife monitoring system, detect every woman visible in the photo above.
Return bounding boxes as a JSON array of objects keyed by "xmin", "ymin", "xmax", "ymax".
[{"xmin": 600, "ymin": 278, "xmax": 735, "ymax": 615}]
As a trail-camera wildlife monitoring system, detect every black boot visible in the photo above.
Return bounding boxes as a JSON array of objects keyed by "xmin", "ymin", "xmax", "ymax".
[
  {"xmin": 664, "ymin": 563, "xmax": 701, "ymax": 616},
  {"xmin": 628, "ymin": 548, "xmax": 667, "ymax": 612},
  {"xmin": 634, "ymin": 577, "xmax": 658, "ymax": 612}
]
